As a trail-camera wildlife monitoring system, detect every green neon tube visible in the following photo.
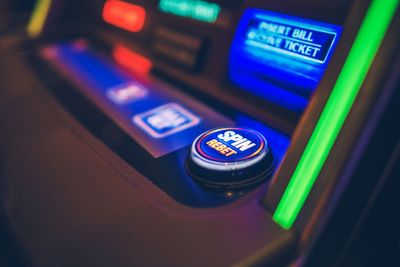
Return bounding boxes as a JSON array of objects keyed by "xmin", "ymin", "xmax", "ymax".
[
  {"xmin": 273, "ymin": 0, "xmax": 399, "ymax": 230},
  {"xmin": 27, "ymin": 0, "xmax": 52, "ymax": 38}
]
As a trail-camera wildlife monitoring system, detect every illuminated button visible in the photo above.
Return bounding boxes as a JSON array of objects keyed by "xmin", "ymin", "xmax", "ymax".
[
  {"xmin": 158, "ymin": 0, "xmax": 221, "ymax": 23},
  {"xmin": 113, "ymin": 45, "xmax": 153, "ymax": 75},
  {"xmin": 187, "ymin": 127, "xmax": 275, "ymax": 190},
  {"xmin": 133, "ymin": 103, "xmax": 201, "ymax": 138},
  {"xmin": 102, "ymin": 0, "xmax": 146, "ymax": 33},
  {"xmin": 106, "ymin": 82, "xmax": 148, "ymax": 105}
]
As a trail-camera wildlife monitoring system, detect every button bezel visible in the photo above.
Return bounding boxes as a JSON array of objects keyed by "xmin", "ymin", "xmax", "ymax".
[
  {"xmin": 191, "ymin": 127, "xmax": 269, "ymax": 171},
  {"xmin": 187, "ymin": 127, "xmax": 275, "ymax": 191}
]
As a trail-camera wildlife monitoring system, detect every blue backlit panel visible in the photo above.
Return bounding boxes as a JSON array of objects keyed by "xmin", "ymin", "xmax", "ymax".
[
  {"xmin": 229, "ymin": 9, "xmax": 342, "ymax": 112},
  {"xmin": 42, "ymin": 42, "xmax": 233, "ymax": 157}
]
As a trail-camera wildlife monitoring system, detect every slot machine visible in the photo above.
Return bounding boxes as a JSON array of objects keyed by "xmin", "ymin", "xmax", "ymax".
[{"xmin": 0, "ymin": 0, "xmax": 399, "ymax": 266}]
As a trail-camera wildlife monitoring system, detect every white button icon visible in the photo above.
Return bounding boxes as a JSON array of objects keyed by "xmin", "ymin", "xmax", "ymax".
[
  {"xmin": 106, "ymin": 82, "xmax": 147, "ymax": 105},
  {"xmin": 133, "ymin": 103, "xmax": 201, "ymax": 138}
]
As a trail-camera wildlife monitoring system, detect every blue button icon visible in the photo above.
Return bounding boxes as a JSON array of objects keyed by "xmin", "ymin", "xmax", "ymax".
[{"xmin": 133, "ymin": 103, "xmax": 201, "ymax": 138}]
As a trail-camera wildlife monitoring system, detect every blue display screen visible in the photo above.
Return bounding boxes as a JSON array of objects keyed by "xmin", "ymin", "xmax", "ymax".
[
  {"xmin": 246, "ymin": 18, "xmax": 337, "ymax": 64},
  {"xmin": 229, "ymin": 9, "xmax": 342, "ymax": 112}
]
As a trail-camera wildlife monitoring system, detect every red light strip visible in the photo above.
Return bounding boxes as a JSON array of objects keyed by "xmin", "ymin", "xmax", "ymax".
[
  {"xmin": 113, "ymin": 45, "xmax": 153, "ymax": 75},
  {"xmin": 102, "ymin": 0, "xmax": 146, "ymax": 32}
]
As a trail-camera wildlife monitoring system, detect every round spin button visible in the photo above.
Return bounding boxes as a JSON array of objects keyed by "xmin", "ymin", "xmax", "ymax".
[{"xmin": 187, "ymin": 127, "xmax": 275, "ymax": 191}]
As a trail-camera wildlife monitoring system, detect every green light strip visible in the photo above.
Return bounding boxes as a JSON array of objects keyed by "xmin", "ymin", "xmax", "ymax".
[
  {"xmin": 273, "ymin": 0, "xmax": 399, "ymax": 230},
  {"xmin": 159, "ymin": 0, "xmax": 221, "ymax": 23},
  {"xmin": 27, "ymin": 0, "xmax": 52, "ymax": 38}
]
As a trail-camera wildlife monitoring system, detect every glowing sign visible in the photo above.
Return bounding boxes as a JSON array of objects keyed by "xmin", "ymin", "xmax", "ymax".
[
  {"xmin": 246, "ymin": 18, "xmax": 337, "ymax": 64},
  {"xmin": 229, "ymin": 9, "xmax": 341, "ymax": 112},
  {"xmin": 159, "ymin": 0, "xmax": 221, "ymax": 23},
  {"xmin": 102, "ymin": 0, "xmax": 146, "ymax": 32},
  {"xmin": 133, "ymin": 103, "xmax": 201, "ymax": 138}
]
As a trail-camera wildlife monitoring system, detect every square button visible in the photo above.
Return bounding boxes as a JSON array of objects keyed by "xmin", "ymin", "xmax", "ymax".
[
  {"xmin": 133, "ymin": 103, "xmax": 201, "ymax": 138},
  {"xmin": 106, "ymin": 82, "xmax": 148, "ymax": 105}
]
